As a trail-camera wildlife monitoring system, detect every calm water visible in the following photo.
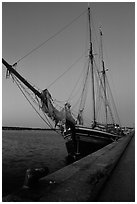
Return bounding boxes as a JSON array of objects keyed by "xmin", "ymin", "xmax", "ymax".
[{"xmin": 2, "ymin": 130, "xmax": 68, "ymax": 197}]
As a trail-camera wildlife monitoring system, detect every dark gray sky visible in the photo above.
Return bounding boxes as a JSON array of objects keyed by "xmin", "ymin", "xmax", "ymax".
[{"xmin": 2, "ymin": 2, "xmax": 135, "ymax": 128}]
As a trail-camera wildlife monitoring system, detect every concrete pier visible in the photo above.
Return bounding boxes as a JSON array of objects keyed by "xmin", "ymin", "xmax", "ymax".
[
  {"xmin": 3, "ymin": 131, "xmax": 134, "ymax": 202},
  {"xmin": 96, "ymin": 131, "xmax": 135, "ymax": 202}
]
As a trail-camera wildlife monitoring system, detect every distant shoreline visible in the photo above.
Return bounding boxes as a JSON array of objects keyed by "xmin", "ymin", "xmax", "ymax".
[
  {"xmin": 2, "ymin": 126, "xmax": 134, "ymax": 131},
  {"xmin": 2, "ymin": 126, "xmax": 56, "ymax": 131}
]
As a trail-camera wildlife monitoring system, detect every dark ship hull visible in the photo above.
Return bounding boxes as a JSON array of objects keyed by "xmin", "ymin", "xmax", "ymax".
[{"xmin": 64, "ymin": 125, "xmax": 121, "ymax": 158}]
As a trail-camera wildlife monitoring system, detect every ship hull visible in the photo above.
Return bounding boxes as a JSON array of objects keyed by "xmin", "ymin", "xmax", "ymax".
[{"xmin": 64, "ymin": 125, "xmax": 120, "ymax": 158}]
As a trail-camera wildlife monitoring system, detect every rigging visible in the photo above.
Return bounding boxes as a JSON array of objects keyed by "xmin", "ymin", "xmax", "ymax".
[{"xmin": 13, "ymin": 9, "xmax": 87, "ymax": 66}]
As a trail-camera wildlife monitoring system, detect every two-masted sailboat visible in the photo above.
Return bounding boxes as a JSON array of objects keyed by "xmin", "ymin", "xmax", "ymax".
[{"xmin": 2, "ymin": 5, "xmax": 124, "ymax": 160}]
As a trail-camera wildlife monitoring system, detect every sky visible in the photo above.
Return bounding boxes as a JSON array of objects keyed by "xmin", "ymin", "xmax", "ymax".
[{"xmin": 2, "ymin": 2, "xmax": 135, "ymax": 128}]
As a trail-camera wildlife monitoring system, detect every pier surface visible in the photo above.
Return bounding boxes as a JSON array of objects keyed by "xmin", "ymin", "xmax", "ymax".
[
  {"xmin": 3, "ymin": 131, "xmax": 134, "ymax": 202},
  {"xmin": 97, "ymin": 132, "xmax": 135, "ymax": 202}
]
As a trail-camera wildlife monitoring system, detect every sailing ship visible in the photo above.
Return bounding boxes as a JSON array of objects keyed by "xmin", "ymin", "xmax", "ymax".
[{"xmin": 2, "ymin": 5, "xmax": 124, "ymax": 160}]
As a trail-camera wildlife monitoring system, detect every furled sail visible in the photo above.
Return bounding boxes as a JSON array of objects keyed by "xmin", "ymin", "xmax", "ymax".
[{"xmin": 41, "ymin": 89, "xmax": 75, "ymax": 129}]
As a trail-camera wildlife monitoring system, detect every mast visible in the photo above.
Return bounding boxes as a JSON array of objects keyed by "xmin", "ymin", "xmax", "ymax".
[
  {"xmin": 88, "ymin": 6, "xmax": 96, "ymax": 127},
  {"xmin": 2, "ymin": 58, "xmax": 43, "ymax": 100},
  {"xmin": 99, "ymin": 28, "xmax": 108, "ymax": 126}
]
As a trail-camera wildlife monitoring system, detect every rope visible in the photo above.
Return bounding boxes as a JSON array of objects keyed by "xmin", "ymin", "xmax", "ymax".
[
  {"xmin": 89, "ymin": 8, "xmax": 100, "ymax": 52},
  {"xmin": 11, "ymin": 74, "xmax": 61, "ymax": 135},
  {"xmin": 47, "ymin": 50, "xmax": 87, "ymax": 89},
  {"xmin": 14, "ymin": 9, "xmax": 87, "ymax": 65},
  {"xmin": 78, "ymin": 60, "xmax": 90, "ymax": 112},
  {"xmin": 94, "ymin": 58, "xmax": 120, "ymax": 125},
  {"xmin": 12, "ymin": 75, "xmax": 52, "ymax": 128},
  {"xmin": 93, "ymin": 59, "xmax": 115, "ymax": 124},
  {"xmin": 106, "ymin": 75, "xmax": 121, "ymax": 126},
  {"xmin": 67, "ymin": 60, "xmax": 88, "ymax": 101}
]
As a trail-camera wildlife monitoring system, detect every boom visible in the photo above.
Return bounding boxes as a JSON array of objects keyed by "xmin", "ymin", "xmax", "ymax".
[{"xmin": 2, "ymin": 58, "xmax": 43, "ymax": 100}]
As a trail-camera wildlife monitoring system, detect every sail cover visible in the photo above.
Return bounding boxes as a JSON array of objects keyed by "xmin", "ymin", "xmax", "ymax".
[{"xmin": 41, "ymin": 89, "xmax": 75, "ymax": 128}]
